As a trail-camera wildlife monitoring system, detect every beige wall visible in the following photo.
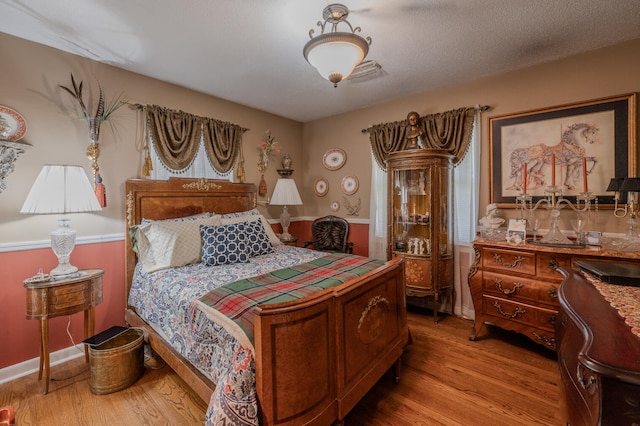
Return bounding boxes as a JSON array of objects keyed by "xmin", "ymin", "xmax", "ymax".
[
  {"xmin": 303, "ymin": 38, "xmax": 640, "ymax": 235},
  {"xmin": 0, "ymin": 33, "xmax": 303, "ymax": 244},
  {"xmin": 2, "ymin": 34, "xmax": 640, "ymax": 246}
]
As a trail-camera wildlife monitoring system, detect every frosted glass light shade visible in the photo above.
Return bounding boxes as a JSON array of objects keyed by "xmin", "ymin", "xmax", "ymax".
[
  {"xmin": 304, "ymin": 33, "xmax": 368, "ymax": 86},
  {"xmin": 20, "ymin": 165, "xmax": 102, "ymax": 275}
]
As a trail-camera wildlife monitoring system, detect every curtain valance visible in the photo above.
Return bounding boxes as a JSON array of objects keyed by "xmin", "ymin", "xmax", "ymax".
[
  {"xmin": 363, "ymin": 105, "xmax": 489, "ymax": 170},
  {"xmin": 144, "ymin": 104, "xmax": 248, "ymax": 174}
]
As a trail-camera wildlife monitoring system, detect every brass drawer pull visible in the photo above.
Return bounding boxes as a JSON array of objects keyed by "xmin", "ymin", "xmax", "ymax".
[
  {"xmin": 492, "ymin": 301, "xmax": 525, "ymax": 319},
  {"xmin": 494, "ymin": 278, "xmax": 523, "ymax": 296},
  {"xmin": 548, "ymin": 286, "xmax": 558, "ymax": 300},
  {"xmin": 576, "ymin": 363, "xmax": 597, "ymax": 394},
  {"xmin": 492, "ymin": 253, "xmax": 525, "ymax": 269},
  {"xmin": 547, "ymin": 258, "xmax": 559, "ymax": 272}
]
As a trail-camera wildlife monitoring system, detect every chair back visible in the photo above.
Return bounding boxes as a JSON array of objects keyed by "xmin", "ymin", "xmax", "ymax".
[{"xmin": 310, "ymin": 215, "xmax": 349, "ymax": 253}]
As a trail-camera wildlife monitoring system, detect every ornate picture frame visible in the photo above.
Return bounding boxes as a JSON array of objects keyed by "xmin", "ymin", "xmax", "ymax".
[{"xmin": 489, "ymin": 93, "xmax": 637, "ymax": 208}]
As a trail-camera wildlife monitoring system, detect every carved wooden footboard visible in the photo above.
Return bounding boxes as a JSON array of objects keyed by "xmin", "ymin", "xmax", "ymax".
[{"xmin": 255, "ymin": 256, "xmax": 407, "ymax": 425}]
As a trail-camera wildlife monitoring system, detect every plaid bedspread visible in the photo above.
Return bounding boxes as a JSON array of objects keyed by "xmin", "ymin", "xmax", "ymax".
[{"xmin": 195, "ymin": 252, "xmax": 384, "ymax": 350}]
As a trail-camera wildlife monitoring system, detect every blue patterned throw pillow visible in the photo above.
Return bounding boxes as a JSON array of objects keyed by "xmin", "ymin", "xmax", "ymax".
[
  {"xmin": 200, "ymin": 223, "xmax": 249, "ymax": 266},
  {"xmin": 244, "ymin": 219, "xmax": 274, "ymax": 257}
]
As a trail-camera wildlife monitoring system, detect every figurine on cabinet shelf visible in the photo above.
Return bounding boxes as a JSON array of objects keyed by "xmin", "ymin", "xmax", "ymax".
[{"xmin": 418, "ymin": 239, "xmax": 426, "ymax": 255}]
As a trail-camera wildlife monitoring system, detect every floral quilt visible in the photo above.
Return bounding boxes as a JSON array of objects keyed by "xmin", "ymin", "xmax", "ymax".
[{"xmin": 128, "ymin": 245, "xmax": 326, "ymax": 425}]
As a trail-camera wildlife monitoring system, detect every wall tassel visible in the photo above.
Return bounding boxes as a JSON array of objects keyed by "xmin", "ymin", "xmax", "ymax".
[{"xmin": 95, "ymin": 173, "xmax": 107, "ymax": 207}]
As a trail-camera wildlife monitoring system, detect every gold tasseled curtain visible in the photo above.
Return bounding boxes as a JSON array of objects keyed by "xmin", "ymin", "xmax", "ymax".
[
  {"xmin": 365, "ymin": 106, "xmax": 482, "ymax": 171},
  {"xmin": 145, "ymin": 104, "xmax": 247, "ymax": 173},
  {"xmin": 202, "ymin": 117, "xmax": 245, "ymax": 174}
]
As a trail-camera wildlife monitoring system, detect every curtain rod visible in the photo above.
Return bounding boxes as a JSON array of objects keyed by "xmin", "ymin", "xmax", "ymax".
[
  {"xmin": 361, "ymin": 104, "xmax": 491, "ymax": 133},
  {"xmin": 128, "ymin": 102, "xmax": 249, "ymax": 131}
]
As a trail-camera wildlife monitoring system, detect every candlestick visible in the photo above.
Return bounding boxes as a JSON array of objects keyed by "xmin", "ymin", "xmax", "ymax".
[
  {"xmin": 582, "ymin": 157, "xmax": 588, "ymax": 192},
  {"xmin": 522, "ymin": 162, "xmax": 527, "ymax": 194},
  {"xmin": 551, "ymin": 153, "xmax": 556, "ymax": 186}
]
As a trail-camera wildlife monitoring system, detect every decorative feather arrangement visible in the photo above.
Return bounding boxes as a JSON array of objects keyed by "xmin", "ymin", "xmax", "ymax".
[{"xmin": 58, "ymin": 73, "xmax": 127, "ymax": 207}]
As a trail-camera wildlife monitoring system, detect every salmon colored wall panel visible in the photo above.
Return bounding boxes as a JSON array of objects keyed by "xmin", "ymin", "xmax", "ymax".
[
  {"xmin": 284, "ymin": 220, "xmax": 370, "ymax": 256},
  {"xmin": 347, "ymin": 223, "xmax": 369, "ymax": 257},
  {"xmin": 0, "ymin": 241, "xmax": 126, "ymax": 369}
]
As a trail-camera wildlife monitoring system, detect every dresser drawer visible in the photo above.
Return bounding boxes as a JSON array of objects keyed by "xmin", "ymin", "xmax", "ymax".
[
  {"xmin": 49, "ymin": 283, "xmax": 91, "ymax": 315},
  {"xmin": 536, "ymin": 253, "xmax": 570, "ymax": 280},
  {"xmin": 482, "ymin": 272, "xmax": 560, "ymax": 308},
  {"xmin": 482, "ymin": 248, "xmax": 536, "ymax": 276},
  {"xmin": 482, "ymin": 272, "xmax": 534, "ymax": 300},
  {"xmin": 482, "ymin": 295, "xmax": 534, "ymax": 326},
  {"xmin": 482, "ymin": 294, "xmax": 557, "ymax": 329}
]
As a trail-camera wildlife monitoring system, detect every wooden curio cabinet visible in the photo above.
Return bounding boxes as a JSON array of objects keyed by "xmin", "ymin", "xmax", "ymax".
[{"xmin": 387, "ymin": 149, "xmax": 454, "ymax": 322}]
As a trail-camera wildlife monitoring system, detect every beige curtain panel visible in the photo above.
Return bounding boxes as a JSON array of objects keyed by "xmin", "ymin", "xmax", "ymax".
[
  {"xmin": 202, "ymin": 118, "xmax": 244, "ymax": 174},
  {"xmin": 365, "ymin": 106, "xmax": 486, "ymax": 170},
  {"xmin": 147, "ymin": 105, "xmax": 201, "ymax": 170},
  {"xmin": 145, "ymin": 104, "xmax": 247, "ymax": 173}
]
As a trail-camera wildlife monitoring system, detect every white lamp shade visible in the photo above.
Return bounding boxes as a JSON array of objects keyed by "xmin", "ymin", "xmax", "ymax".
[
  {"xmin": 270, "ymin": 178, "xmax": 303, "ymax": 206},
  {"xmin": 20, "ymin": 165, "xmax": 102, "ymax": 214},
  {"xmin": 304, "ymin": 33, "xmax": 369, "ymax": 84}
]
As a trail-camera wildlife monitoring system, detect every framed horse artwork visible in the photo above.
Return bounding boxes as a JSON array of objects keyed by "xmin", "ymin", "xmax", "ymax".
[{"xmin": 489, "ymin": 93, "xmax": 637, "ymax": 208}]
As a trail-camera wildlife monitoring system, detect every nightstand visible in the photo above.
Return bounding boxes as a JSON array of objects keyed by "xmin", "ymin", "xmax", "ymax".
[
  {"xmin": 281, "ymin": 236, "xmax": 298, "ymax": 247},
  {"xmin": 24, "ymin": 268, "xmax": 104, "ymax": 394}
]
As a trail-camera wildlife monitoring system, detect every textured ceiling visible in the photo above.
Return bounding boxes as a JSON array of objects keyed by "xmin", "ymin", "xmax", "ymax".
[{"xmin": 1, "ymin": 0, "xmax": 639, "ymax": 122}]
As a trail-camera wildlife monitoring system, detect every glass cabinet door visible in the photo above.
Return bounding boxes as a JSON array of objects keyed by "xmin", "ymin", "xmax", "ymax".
[{"xmin": 391, "ymin": 167, "xmax": 432, "ymax": 257}]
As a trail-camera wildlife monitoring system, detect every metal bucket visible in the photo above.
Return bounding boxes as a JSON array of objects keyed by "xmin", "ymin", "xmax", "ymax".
[{"xmin": 88, "ymin": 327, "xmax": 144, "ymax": 395}]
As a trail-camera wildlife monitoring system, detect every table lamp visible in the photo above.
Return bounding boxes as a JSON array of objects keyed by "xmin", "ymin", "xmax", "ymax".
[
  {"xmin": 618, "ymin": 177, "xmax": 640, "ymax": 237},
  {"xmin": 270, "ymin": 178, "xmax": 302, "ymax": 241},
  {"xmin": 20, "ymin": 165, "xmax": 102, "ymax": 275}
]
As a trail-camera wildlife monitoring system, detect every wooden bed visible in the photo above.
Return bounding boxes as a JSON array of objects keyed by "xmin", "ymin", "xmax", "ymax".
[{"xmin": 124, "ymin": 177, "xmax": 409, "ymax": 425}]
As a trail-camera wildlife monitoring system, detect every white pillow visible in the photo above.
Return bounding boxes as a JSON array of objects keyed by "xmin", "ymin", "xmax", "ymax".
[
  {"xmin": 141, "ymin": 212, "xmax": 211, "ymax": 225},
  {"xmin": 219, "ymin": 214, "xmax": 282, "ymax": 246},
  {"xmin": 139, "ymin": 216, "xmax": 220, "ymax": 272},
  {"xmin": 218, "ymin": 208, "xmax": 260, "ymax": 220},
  {"xmin": 132, "ymin": 222, "xmax": 154, "ymax": 271}
]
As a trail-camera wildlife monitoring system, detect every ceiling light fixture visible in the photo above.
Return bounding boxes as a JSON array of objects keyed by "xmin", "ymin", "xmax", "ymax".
[{"xmin": 303, "ymin": 3, "xmax": 372, "ymax": 88}]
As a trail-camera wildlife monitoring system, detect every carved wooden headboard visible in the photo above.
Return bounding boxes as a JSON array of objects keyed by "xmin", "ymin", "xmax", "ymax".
[{"xmin": 124, "ymin": 177, "xmax": 258, "ymax": 307}]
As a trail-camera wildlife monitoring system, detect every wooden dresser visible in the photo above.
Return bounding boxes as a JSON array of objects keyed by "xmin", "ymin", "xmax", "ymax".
[
  {"xmin": 467, "ymin": 239, "xmax": 640, "ymax": 350},
  {"xmin": 556, "ymin": 268, "xmax": 640, "ymax": 425}
]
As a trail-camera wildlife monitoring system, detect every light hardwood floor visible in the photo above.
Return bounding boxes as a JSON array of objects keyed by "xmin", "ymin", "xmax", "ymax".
[{"xmin": 1, "ymin": 309, "xmax": 562, "ymax": 425}]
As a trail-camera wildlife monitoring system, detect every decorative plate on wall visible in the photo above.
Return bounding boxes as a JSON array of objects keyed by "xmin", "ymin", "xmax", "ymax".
[
  {"xmin": 330, "ymin": 201, "xmax": 340, "ymax": 212},
  {"xmin": 314, "ymin": 177, "xmax": 329, "ymax": 197},
  {"xmin": 341, "ymin": 175, "xmax": 359, "ymax": 195},
  {"xmin": 0, "ymin": 105, "xmax": 27, "ymax": 142},
  {"xmin": 322, "ymin": 148, "xmax": 347, "ymax": 170}
]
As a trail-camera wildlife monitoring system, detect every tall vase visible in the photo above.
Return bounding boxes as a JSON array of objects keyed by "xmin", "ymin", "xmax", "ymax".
[{"xmin": 259, "ymin": 174, "xmax": 267, "ymax": 196}]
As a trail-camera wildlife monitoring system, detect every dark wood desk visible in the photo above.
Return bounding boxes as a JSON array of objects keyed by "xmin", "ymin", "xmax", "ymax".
[
  {"xmin": 24, "ymin": 269, "xmax": 103, "ymax": 394},
  {"xmin": 556, "ymin": 268, "xmax": 640, "ymax": 425}
]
